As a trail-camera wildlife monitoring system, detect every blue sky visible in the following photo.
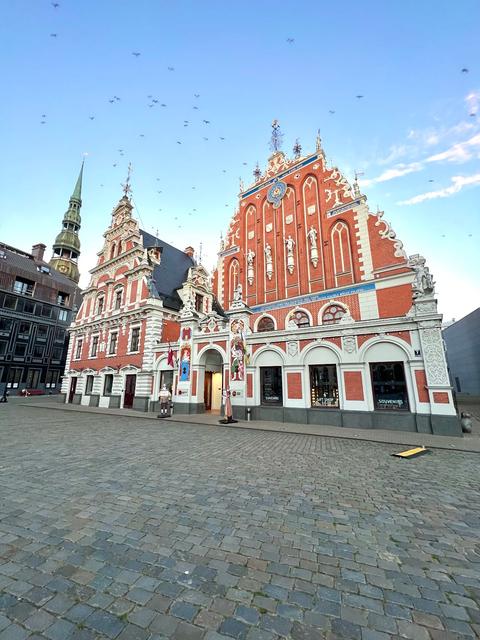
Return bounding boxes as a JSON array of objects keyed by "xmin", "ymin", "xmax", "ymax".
[{"xmin": 1, "ymin": 0, "xmax": 479, "ymax": 320}]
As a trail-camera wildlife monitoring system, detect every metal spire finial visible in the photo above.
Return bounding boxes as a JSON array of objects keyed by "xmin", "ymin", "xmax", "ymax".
[
  {"xmin": 269, "ymin": 119, "xmax": 284, "ymax": 152},
  {"xmin": 253, "ymin": 162, "xmax": 261, "ymax": 182},
  {"xmin": 121, "ymin": 162, "xmax": 133, "ymax": 197},
  {"xmin": 316, "ymin": 129, "xmax": 322, "ymax": 152},
  {"xmin": 293, "ymin": 138, "xmax": 302, "ymax": 158}
]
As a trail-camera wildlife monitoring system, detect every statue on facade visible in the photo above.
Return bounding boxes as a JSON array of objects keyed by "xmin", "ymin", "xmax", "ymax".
[
  {"xmin": 285, "ymin": 235, "xmax": 295, "ymax": 274},
  {"xmin": 307, "ymin": 226, "xmax": 319, "ymax": 267},
  {"xmin": 233, "ymin": 283, "xmax": 243, "ymax": 302},
  {"xmin": 247, "ymin": 249, "xmax": 255, "ymax": 285},
  {"xmin": 265, "ymin": 243, "xmax": 273, "ymax": 280},
  {"xmin": 409, "ymin": 254, "xmax": 435, "ymax": 299}
]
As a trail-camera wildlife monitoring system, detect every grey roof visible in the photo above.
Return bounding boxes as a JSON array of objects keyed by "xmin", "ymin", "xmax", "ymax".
[
  {"xmin": 140, "ymin": 230, "xmax": 195, "ymax": 310},
  {"xmin": 0, "ymin": 242, "xmax": 79, "ymax": 292}
]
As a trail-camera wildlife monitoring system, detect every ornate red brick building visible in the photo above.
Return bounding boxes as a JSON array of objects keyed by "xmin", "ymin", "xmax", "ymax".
[
  {"xmin": 62, "ymin": 133, "xmax": 460, "ymax": 435},
  {"xmin": 170, "ymin": 130, "xmax": 459, "ymax": 434}
]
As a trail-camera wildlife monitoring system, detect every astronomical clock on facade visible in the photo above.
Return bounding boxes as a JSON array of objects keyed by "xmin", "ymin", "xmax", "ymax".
[{"xmin": 61, "ymin": 133, "xmax": 460, "ymax": 435}]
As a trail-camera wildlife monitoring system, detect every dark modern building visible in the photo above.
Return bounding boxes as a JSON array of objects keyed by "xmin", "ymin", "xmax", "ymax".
[
  {"xmin": 443, "ymin": 307, "xmax": 480, "ymax": 396},
  {"xmin": 0, "ymin": 164, "xmax": 84, "ymax": 396}
]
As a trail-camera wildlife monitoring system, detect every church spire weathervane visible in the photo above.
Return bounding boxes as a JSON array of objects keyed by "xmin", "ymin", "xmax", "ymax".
[
  {"xmin": 269, "ymin": 119, "xmax": 284, "ymax": 152},
  {"xmin": 121, "ymin": 162, "xmax": 133, "ymax": 197}
]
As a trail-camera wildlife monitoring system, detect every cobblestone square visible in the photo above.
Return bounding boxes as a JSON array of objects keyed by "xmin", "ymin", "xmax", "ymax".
[{"xmin": 1, "ymin": 404, "xmax": 479, "ymax": 639}]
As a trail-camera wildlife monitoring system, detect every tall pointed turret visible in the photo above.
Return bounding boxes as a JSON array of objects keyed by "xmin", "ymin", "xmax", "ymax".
[{"xmin": 49, "ymin": 162, "xmax": 84, "ymax": 283}]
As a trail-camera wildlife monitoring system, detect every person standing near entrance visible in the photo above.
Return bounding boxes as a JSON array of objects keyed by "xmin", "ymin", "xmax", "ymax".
[{"xmin": 158, "ymin": 384, "xmax": 171, "ymax": 418}]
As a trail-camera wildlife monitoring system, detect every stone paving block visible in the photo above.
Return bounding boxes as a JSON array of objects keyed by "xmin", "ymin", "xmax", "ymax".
[
  {"xmin": 85, "ymin": 609, "xmax": 126, "ymax": 638},
  {"xmin": 116, "ymin": 623, "xmax": 150, "ymax": 640},
  {"xmin": 396, "ymin": 619, "xmax": 431, "ymax": 640},
  {"xmin": 259, "ymin": 613, "xmax": 292, "ymax": 636},
  {"xmin": 148, "ymin": 613, "xmax": 179, "ymax": 636},
  {"xmin": 23, "ymin": 609, "xmax": 56, "ymax": 632},
  {"xmin": 234, "ymin": 605, "xmax": 259, "ymax": 626},
  {"xmin": 170, "ymin": 601, "xmax": 200, "ymax": 623},
  {"xmin": 218, "ymin": 617, "xmax": 249, "ymax": 639},
  {"xmin": 43, "ymin": 617, "xmax": 76, "ymax": 640},
  {"xmin": 0, "ymin": 624, "xmax": 29, "ymax": 640}
]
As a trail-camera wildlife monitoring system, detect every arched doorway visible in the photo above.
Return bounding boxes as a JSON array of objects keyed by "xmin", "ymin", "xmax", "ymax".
[{"xmin": 200, "ymin": 349, "xmax": 224, "ymax": 413}]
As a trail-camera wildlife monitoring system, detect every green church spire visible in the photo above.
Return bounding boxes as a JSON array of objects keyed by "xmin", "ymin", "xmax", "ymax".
[
  {"xmin": 71, "ymin": 161, "xmax": 84, "ymax": 202},
  {"xmin": 49, "ymin": 162, "xmax": 84, "ymax": 283}
]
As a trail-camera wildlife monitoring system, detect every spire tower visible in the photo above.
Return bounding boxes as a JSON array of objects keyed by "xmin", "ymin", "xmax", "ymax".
[{"xmin": 49, "ymin": 162, "xmax": 83, "ymax": 283}]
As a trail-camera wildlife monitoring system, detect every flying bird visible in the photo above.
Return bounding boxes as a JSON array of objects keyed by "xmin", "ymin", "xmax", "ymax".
[
  {"xmin": 193, "ymin": 106, "xmax": 199, "ymax": 110},
  {"xmin": 113, "ymin": 163, "xmax": 117, "ymax": 167},
  {"xmin": 51, "ymin": 2, "xmax": 60, "ymax": 7},
  {"xmin": 50, "ymin": 33, "xmax": 57, "ymax": 37},
  {"xmin": 470, "ymin": 112, "xmax": 476, "ymax": 117},
  {"xmin": 167, "ymin": 66, "xmax": 175, "ymax": 71},
  {"xmin": 222, "ymin": 169, "xmax": 226, "ymax": 173},
  {"xmin": 40, "ymin": 120, "xmax": 46, "ymax": 125},
  {"xmin": 161, "ymin": 103, "xmax": 167, "ymax": 107},
  {"xmin": 194, "ymin": 94, "xmax": 200, "ymax": 98},
  {"xmin": 220, "ymin": 137, "xmax": 225, "ymax": 140},
  {"xmin": 89, "ymin": 116, "xmax": 95, "ymax": 120},
  {"xmin": 203, "ymin": 119, "xmax": 210, "ymax": 124},
  {"xmin": 113, "ymin": 96, "xmax": 121, "ymax": 101},
  {"xmin": 461, "ymin": 68, "xmax": 469, "ymax": 73},
  {"xmin": 203, "ymin": 137, "xmax": 208, "ymax": 141},
  {"xmin": 329, "ymin": 110, "xmax": 335, "ymax": 114},
  {"xmin": 176, "ymin": 141, "xmax": 182, "ymax": 144},
  {"xmin": 428, "ymin": 179, "xmax": 434, "ymax": 183},
  {"xmin": 41, "ymin": 114, "xmax": 46, "ymax": 118},
  {"xmin": 132, "ymin": 52, "xmax": 141, "ymax": 57},
  {"xmin": 242, "ymin": 162, "xmax": 247, "ymax": 165},
  {"xmin": 356, "ymin": 95, "xmax": 364, "ymax": 99},
  {"xmin": 152, "ymin": 99, "xmax": 158, "ymax": 103},
  {"xmin": 139, "ymin": 134, "xmax": 145, "ymax": 137},
  {"xmin": 109, "ymin": 99, "xmax": 115, "ymax": 103},
  {"xmin": 286, "ymin": 38, "xmax": 294, "ymax": 44}
]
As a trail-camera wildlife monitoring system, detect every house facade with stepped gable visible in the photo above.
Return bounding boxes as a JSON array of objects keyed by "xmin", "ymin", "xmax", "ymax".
[
  {"xmin": 164, "ymin": 129, "xmax": 460, "ymax": 435},
  {"xmin": 60, "ymin": 170, "xmax": 214, "ymax": 411}
]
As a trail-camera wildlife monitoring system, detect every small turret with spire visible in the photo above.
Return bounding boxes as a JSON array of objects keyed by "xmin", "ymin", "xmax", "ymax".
[{"xmin": 49, "ymin": 162, "xmax": 84, "ymax": 283}]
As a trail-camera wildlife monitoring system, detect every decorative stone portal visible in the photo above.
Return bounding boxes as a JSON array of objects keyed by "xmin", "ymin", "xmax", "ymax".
[{"xmin": 200, "ymin": 349, "xmax": 224, "ymax": 413}]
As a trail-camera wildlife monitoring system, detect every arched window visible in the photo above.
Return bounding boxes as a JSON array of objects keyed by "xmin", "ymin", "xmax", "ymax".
[
  {"xmin": 288, "ymin": 310, "xmax": 310, "ymax": 328},
  {"xmin": 229, "ymin": 259, "xmax": 239, "ymax": 302},
  {"xmin": 322, "ymin": 304, "xmax": 345, "ymax": 325},
  {"xmin": 109, "ymin": 244, "xmax": 116, "ymax": 260},
  {"xmin": 113, "ymin": 288, "xmax": 123, "ymax": 310},
  {"xmin": 257, "ymin": 316, "xmax": 275, "ymax": 332},
  {"xmin": 96, "ymin": 295, "xmax": 105, "ymax": 315},
  {"xmin": 331, "ymin": 221, "xmax": 353, "ymax": 280},
  {"xmin": 117, "ymin": 241, "xmax": 122, "ymax": 256}
]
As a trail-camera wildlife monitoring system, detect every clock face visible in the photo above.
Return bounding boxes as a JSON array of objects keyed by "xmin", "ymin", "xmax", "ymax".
[
  {"xmin": 267, "ymin": 180, "xmax": 287, "ymax": 209},
  {"xmin": 58, "ymin": 264, "xmax": 68, "ymax": 274}
]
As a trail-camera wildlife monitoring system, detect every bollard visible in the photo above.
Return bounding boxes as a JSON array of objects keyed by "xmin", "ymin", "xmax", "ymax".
[
  {"xmin": 247, "ymin": 407, "xmax": 251, "ymax": 422},
  {"xmin": 461, "ymin": 412, "xmax": 472, "ymax": 434}
]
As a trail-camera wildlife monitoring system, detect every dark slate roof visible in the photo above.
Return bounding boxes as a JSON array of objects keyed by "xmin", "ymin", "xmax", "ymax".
[
  {"xmin": 0, "ymin": 242, "xmax": 79, "ymax": 292},
  {"xmin": 140, "ymin": 230, "xmax": 195, "ymax": 310}
]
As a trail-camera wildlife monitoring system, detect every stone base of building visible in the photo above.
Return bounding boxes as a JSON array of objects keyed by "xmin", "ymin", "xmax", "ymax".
[{"xmin": 231, "ymin": 405, "xmax": 462, "ymax": 437}]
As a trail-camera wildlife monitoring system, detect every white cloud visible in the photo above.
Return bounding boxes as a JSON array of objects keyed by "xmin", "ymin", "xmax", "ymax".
[
  {"xmin": 466, "ymin": 91, "xmax": 480, "ymax": 116},
  {"xmin": 425, "ymin": 132, "xmax": 480, "ymax": 163},
  {"xmin": 359, "ymin": 162, "xmax": 422, "ymax": 187},
  {"xmin": 397, "ymin": 173, "xmax": 480, "ymax": 205}
]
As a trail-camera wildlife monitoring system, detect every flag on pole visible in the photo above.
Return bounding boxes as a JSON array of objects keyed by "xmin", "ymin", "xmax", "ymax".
[{"xmin": 167, "ymin": 344, "xmax": 176, "ymax": 368}]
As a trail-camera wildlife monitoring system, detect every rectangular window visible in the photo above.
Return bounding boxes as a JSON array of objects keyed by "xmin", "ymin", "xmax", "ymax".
[
  {"xmin": 18, "ymin": 322, "xmax": 31, "ymax": 338},
  {"xmin": 97, "ymin": 297, "xmax": 104, "ymax": 315},
  {"xmin": 26, "ymin": 369, "xmax": 41, "ymax": 389},
  {"xmin": 4, "ymin": 295, "xmax": 17, "ymax": 310},
  {"xmin": 109, "ymin": 331, "xmax": 118, "ymax": 355},
  {"xmin": 85, "ymin": 375, "xmax": 94, "ymax": 395},
  {"xmin": 51, "ymin": 347, "xmax": 63, "ymax": 362},
  {"xmin": 45, "ymin": 370, "xmax": 59, "ymax": 388},
  {"xmin": 114, "ymin": 290, "xmax": 123, "ymax": 310},
  {"xmin": 55, "ymin": 328, "xmax": 65, "ymax": 342},
  {"xmin": 23, "ymin": 300, "xmax": 35, "ymax": 314},
  {"xmin": 36, "ymin": 325, "xmax": 49, "ymax": 341},
  {"xmin": 57, "ymin": 291, "xmax": 69, "ymax": 306},
  {"xmin": 75, "ymin": 338, "xmax": 83, "ymax": 360},
  {"xmin": 58, "ymin": 309, "xmax": 68, "ymax": 322},
  {"xmin": 130, "ymin": 327, "xmax": 140, "ymax": 352},
  {"xmin": 41, "ymin": 305, "xmax": 52, "ymax": 318},
  {"xmin": 0, "ymin": 318, "xmax": 13, "ymax": 334},
  {"xmin": 370, "ymin": 362, "xmax": 409, "ymax": 411},
  {"xmin": 0, "ymin": 340, "xmax": 7, "ymax": 356},
  {"xmin": 260, "ymin": 366, "xmax": 283, "ymax": 406},
  {"xmin": 14, "ymin": 343, "xmax": 27, "ymax": 357},
  {"xmin": 7, "ymin": 367, "xmax": 23, "ymax": 388},
  {"xmin": 195, "ymin": 293, "xmax": 203, "ymax": 312},
  {"xmin": 310, "ymin": 365, "xmax": 339, "ymax": 408},
  {"xmin": 103, "ymin": 374, "xmax": 113, "ymax": 396},
  {"xmin": 90, "ymin": 335, "xmax": 99, "ymax": 357},
  {"xmin": 160, "ymin": 370, "xmax": 174, "ymax": 393},
  {"xmin": 33, "ymin": 344, "xmax": 44, "ymax": 359},
  {"xmin": 13, "ymin": 277, "xmax": 35, "ymax": 296}
]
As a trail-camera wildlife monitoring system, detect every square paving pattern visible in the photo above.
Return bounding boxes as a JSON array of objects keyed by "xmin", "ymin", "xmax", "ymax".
[{"xmin": 0, "ymin": 404, "xmax": 479, "ymax": 639}]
